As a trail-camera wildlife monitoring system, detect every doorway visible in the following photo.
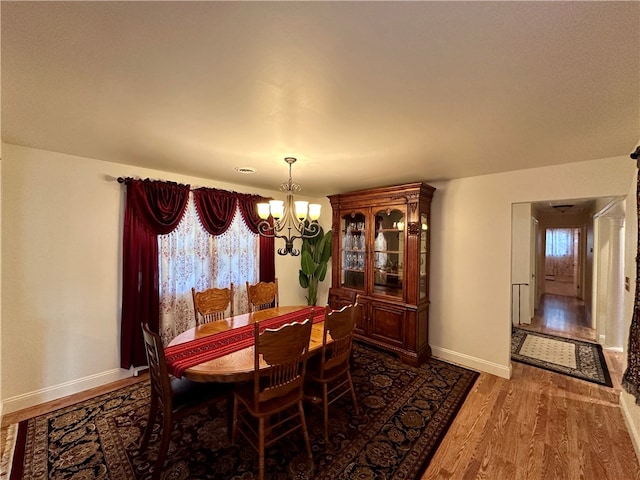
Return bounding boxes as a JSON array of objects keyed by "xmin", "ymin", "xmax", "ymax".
[
  {"xmin": 544, "ymin": 227, "xmax": 580, "ymax": 298},
  {"xmin": 534, "ymin": 224, "xmax": 593, "ymax": 341},
  {"xmin": 524, "ymin": 197, "xmax": 626, "ymax": 349}
]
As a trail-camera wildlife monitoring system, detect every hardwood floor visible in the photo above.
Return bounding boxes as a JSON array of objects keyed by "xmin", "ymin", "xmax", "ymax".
[
  {"xmin": 422, "ymin": 293, "xmax": 639, "ymax": 479},
  {"xmin": 1, "ymin": 373, "xmax": 148, "ymax": 426},
  {"xmin": 3, "ymin": 294, "xmax": 639, "ymax": 479}
]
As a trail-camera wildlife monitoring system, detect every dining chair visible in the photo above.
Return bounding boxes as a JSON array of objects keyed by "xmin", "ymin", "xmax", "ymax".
[
  {"xmin": 246, "ymin": 278, "xmax": 279, "ymax": 312},
  {"xmin": 231, "ymin": 317, "xmax": 313, "ymax": 480},
  {"xmin": 304, "ymin": 299, "xmax": 361, "ymax": 443},
  {"xmin": 139, "ymin": 323, "xmax": 233, "ymax": 480},
  {"xmin": 192, "ymin": 283, "xmax": 234, "ymax": 325}
]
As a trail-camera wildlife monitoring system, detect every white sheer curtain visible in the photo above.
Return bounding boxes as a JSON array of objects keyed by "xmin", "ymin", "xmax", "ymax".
[
  {"xmin": 545, "ymin": 228, "xmax": 577, "ymax": 279},
  {"xmin": 158, "ymin": 195, "xmax": 259, "ymax": 344}
]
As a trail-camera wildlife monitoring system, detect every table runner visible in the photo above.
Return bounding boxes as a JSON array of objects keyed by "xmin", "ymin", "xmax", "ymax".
[{"xmin": 165, "ymin": 306, "xmax": 324, "ymax": 377}]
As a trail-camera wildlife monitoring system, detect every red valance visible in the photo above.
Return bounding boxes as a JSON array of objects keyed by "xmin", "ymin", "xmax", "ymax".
[{"xmin": 193, "ymin": 188, "xmax": 237, "ymax": 235}]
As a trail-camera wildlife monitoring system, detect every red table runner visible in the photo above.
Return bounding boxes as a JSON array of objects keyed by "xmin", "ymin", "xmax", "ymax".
[{"xmin": 165, "ymin": 306, "xmax": 324, "ymax": 378}]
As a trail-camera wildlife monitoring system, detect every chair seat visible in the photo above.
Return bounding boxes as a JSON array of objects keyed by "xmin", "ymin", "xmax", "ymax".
[
  {"xmin": 303, "ymin": 367, "xmax": 352, "ymax": 406},
  {"xmin": 305, "ymin": 358, "xmax": 350, "ymax": 383},
  {"xmin": 170, "ymin": 377, "xmax": 233, "ymax": 414},
  {"xmin": 234, "ymin": 382, "xmax": 301, "ymax": 416}
]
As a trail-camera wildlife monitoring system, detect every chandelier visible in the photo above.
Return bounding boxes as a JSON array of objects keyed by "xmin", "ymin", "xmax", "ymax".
[{"xmin": 257, "ymin": 157, "xmax": 322, "ymax": 256}]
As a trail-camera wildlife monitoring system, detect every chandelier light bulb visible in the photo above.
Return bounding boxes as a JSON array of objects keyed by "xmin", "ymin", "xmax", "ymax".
[
  {"xmin": 269, "ymin": 200, "xmax": 284, "ymax": 220},
  {"xmin": 294, "ymin": 201, "xmax": 309, "ymax": 221},
  {"xmin": 257, "ymin": 203, "xmax": 270, "ymax": 220},
  {"xmin": 308, "ymin": 204, "xmax": 321, "ymax": 221}
]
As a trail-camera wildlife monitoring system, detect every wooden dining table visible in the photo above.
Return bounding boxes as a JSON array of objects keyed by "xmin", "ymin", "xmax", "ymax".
[{"xmin": 167, "ymin": 305, "xmax": 326, "ymax": 383}]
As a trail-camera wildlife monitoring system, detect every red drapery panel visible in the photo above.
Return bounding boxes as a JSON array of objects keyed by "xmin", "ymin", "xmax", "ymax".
[
  {"xmin": 193, "ymin": 188, "xmax": 238, "ymax": 235},
  {"xmin": 237, "ymin": 193, "xmax": 275, "ymax": 282},
  {"xmin": 120, "ymin": 179, "xmax": 190, "ymax": 369}
]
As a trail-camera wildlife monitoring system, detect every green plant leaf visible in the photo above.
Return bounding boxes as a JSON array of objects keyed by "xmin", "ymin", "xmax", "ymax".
[
  {"xmin": 316, "ymin": 262, "xmax": 328, "ymax": 282},
  {"xmin": 301, "ymin": 239, "xmax": 312, "ymax": 255},
  {"xmin": 301, "ymin": 250, "xmax": 317, "ymax": 276},
  {"xmin": 298, "ymin": 269, "xmax": 309, "ymax": 288},
  {"xmin": 319, "ymin": 232, "xmax": 332, "ymax": 263}
]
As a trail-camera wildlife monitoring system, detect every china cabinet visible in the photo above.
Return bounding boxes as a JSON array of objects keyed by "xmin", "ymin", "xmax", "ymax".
[{"xmin": 328, "ymin": 182, "xmax": 435, "ymax": 366}]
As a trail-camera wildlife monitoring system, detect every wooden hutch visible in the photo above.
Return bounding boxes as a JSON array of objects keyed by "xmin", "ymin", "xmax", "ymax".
[{"xmin": 328, "ymin": 182, "xmax": 435, "ymax": 366}]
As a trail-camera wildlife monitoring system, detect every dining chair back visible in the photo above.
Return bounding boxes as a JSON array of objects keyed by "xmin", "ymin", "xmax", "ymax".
[
  {"xmin": 304, "ymin": 299, "xmax": 361, "ymax": 442},
  {"xmin": 246, "ymin": 278, "xmax": 279, "ymax": 312},
  {"xmin": 139, "ymin": 323, "xmax": 232, "ymax": 480},
  {"xmin": 192, "ymin": 283, "xmax": 234, "ymax": 325},
  {"xmin": 327, "ymin": 287, "xmax": 357, "ymax": 310},
  {"xmin": 231, "ymin": 315, "xmax": 313, "ymax": 480}
]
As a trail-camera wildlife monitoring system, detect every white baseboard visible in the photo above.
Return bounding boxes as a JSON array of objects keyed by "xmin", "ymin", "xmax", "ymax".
[
  {"xmin": 431, "ymin": 345, "xmax": 511, "ymax": 379},
  {"xmin": 605, "ymin": 346, "xmax": 624, "ymax": 353},
  {"xmin": 2, "ymin": 368, "xmax": 133, "ymax": 415},
  {"xmin": 620, "ymin": 391, "xmax": 640, "ymax": 463}
]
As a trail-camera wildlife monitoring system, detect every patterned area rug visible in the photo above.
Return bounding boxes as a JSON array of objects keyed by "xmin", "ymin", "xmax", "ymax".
[
  {"xmin": 512, "ymin": 328, "xmax": 612, "ymax": 387},
  {"xmin": 6, "ymin": 343, "xmax": 478, "ymax": 480}
]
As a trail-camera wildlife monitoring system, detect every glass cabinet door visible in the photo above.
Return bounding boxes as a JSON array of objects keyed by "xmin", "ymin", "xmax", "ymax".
[
  {"xmin": 373, "ymin": 208, "xmax": 405, "ymax": 298},
  {"xmin": 420, "ymin": 213, "xmax": 429, "ymax": 299},
  {"xmin": 340, "ymin": 213, "xmax": 366, "ymax": 291}
]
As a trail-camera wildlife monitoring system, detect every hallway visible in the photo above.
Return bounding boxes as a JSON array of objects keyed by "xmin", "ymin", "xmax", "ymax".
[
  {"xmin": 529, "ymin": 293, "xmax": 594, "ymax": 342},
  {"xmin": 520, "ymin": 292, "xmax": 626, "ymax": 391}
]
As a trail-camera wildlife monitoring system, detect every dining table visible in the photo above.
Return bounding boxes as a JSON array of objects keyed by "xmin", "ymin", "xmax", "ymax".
[{"xmin": 166, "ymin": 305, "xmax": 326, "ymax": 383}]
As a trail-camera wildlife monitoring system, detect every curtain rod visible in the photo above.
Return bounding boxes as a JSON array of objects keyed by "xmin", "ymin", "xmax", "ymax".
[{"xmin": 116, "ymin": 176, "xmax": 270, "ymax": 200}]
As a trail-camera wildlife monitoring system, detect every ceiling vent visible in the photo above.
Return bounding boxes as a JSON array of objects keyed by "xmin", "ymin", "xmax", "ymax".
[{"xmin": 235, "ymin": 167, "xmax": 256, "ymax": 174}]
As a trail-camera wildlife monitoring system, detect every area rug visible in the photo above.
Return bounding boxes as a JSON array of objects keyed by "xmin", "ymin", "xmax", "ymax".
[
  {"xmin": 512, "ymin": 327, "xmax": 612, "ymax": 387},
  {"xmin": 5, "ymin": 343, "xmax": 478, "ymax": 480}
]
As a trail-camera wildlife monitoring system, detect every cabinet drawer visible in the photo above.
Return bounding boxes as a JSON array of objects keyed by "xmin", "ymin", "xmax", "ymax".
[{"xmin": 370, "ymin": 302, "xmax": 405, "ymax": 346}]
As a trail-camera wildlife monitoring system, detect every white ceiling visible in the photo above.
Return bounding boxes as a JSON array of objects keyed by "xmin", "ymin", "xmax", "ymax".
[{"xmin": 2, "ymin": 1, "xmax": 639, "ymax": 196}]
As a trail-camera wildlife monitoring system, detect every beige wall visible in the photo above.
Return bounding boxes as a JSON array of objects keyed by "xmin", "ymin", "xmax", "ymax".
[
  {"xmin": 0, "ymin": 144, "xmax": 330, "ymax": 413},
  {"xmin": 1, "ymin": 143, "xmax": 636, "ymax": 414}
]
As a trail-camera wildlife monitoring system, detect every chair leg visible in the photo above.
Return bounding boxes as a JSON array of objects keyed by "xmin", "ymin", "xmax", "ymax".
[
  {"xmin": 231, "ymin": 395, "xmax": 239, "ymax": 445},
  {"xmin": 322, "ymin": 383, "xmax": 330, "ymax": 443},
  {"xmin": 150, "ymin": 413, "xmax": 173, "ymax": 480},
  {"xmin": 258, "ymin": 417, "xmax": 266, "ymax": 480},
  {"xmin": 348, "ymin": 371, "xmax": 360, "ymax": 415},
  {"xmin": 226, "ymin": 392, "xmax": 234, "ymax": 439},
  {"xmin": 298, "ymin": 401, "xmax": 313, "ymax": 459},
  {"xmin": 139, "ymin": 398, "xmax": 158, "ymax": 452}
]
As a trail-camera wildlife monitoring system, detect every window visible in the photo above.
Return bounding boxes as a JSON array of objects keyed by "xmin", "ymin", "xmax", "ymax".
[
  {"xmin": 545, "ymin": 227, "xmax": 578, "ymax": 280},
  {"xmin": 158, "ymin": 195, "xmax": 258, "ymax": 343}
]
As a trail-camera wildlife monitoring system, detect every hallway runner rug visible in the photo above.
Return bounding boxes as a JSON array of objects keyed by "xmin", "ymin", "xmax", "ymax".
[
  {"xmin": 5, "ymin": 343, "xmax": 478, "ymax": 480},
  {"xmin": 511, "ymin": 327, "xmax": 613, "ymax": 387}
]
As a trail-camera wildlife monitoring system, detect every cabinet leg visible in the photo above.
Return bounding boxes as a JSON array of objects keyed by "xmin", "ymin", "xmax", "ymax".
[{"xmin": 398, "ymin": 347, "xmax": 431, "ymax": 366}]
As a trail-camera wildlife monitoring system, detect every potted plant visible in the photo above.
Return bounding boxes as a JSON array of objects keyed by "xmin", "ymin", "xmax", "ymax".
[{"xmin": 299, "ymin": 225, "xmax": 332, "ymax": 306}]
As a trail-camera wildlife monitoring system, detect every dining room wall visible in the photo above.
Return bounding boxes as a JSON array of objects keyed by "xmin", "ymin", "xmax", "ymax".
[{"xmin": 0, "ymin": 143, "xmax": 331, "ymax": 414}]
